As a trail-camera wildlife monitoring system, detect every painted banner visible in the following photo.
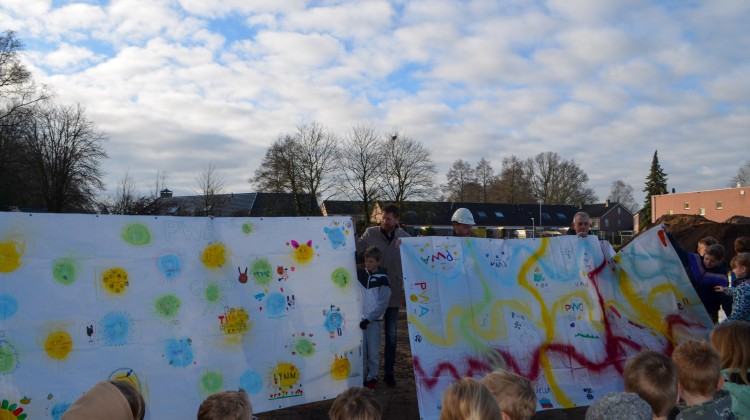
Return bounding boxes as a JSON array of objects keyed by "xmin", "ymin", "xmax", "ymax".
[
  {"xmin": 0, "ymin": 213, "xmax": 362, "ymax": 419},
  {"xmin": 402, "ymin": 226, "xmax": 712, "ymax": 419}
]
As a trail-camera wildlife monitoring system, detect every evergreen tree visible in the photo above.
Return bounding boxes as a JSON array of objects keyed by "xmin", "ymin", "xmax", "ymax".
[{"xmin": 641, "ymin": 150, "xmax": 668, "ymax": 228}]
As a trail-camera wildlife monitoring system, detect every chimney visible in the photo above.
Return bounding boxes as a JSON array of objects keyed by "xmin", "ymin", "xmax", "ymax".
[
  {"xmin": 160, "ymin": 188, "xmax": 172, "ymax": 198},
  {"xmin": 605, "ymin": 199, "xmax": 610, "ymax": 207},
  {"xmin": 738, "ymin": 182, "xmax": 742, "ymax": 188}
]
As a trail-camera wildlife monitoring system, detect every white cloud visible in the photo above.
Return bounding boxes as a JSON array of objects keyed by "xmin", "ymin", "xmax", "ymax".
[{"xmin": 41, "ymin": 43, "xmax": 98, "ymax": 69}]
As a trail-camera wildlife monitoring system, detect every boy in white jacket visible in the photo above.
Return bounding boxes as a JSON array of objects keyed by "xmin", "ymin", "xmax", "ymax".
[{"xmin": 358, "ymin": 246, "xmax": 391, "ymax": 390}]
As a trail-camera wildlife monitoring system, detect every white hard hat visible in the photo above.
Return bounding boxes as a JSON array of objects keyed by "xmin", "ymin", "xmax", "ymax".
[{"xmin": 451, "ymin": 208, "xmax": 475, "ymax": 225}]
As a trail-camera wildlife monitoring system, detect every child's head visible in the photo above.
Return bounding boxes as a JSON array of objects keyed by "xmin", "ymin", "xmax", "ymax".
[
  {"xmin": 623, "ymin": 350, "xmax": 678, "ymax": 417},
  {"xmin": 730, "ymin": 252, "xmax": 750, "ymax": 279},
  {"xmin": 481, "ymin": 369, "xmax": 537, "ymax": 420},
  {"xmin": 364, "ymin": 246, "xmax": 382, "ymax": 271},
  {"xmin": 328, "ymin": 387, "xmax": 381, "ymax": 420},
  {"xmin": 710, "ymin": 320, "xmax": 750, "ymax": 386},
  {"xmin": 735, "ymin": 236, "xmax": 750, "ymax": 254},
  {"xmin": 703, "ymin": 244, "xmax": 724, "ymax": 269},
  {"xmin": 584, "ymin": 392, "xmax": 652, "ymax": 420},
  {"xmin": 697, "ymin": 236, "xmax": 718, "ymax": 256},
  {"xmin": 197, "ymin": 389, "xmax": 252, "ymax": 420},
  {"xmin": 440, "ymin": 377, "xmax": 500, "ymax": 420},
  {"xmin": 671, "ymin": 340, "xmax": 722, "ymax": 398}
]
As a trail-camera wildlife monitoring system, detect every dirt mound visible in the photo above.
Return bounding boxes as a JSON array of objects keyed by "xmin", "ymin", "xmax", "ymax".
[
  {"xmin": 725, "ymin": 215, "xmax": 750, "ymax": 224},
  {"xmin": 653, "ymin": 214, "xmax": 750, "ymax": 262}
]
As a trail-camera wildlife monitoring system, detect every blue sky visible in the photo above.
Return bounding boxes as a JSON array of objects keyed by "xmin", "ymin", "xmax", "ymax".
[{"xmin": 2, "ymin": 0, "xmax": 749, "ymax": 206}]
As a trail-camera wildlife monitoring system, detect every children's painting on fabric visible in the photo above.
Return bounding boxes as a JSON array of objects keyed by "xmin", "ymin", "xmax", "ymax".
[
  {"xmin": 0, "ymin": 213, "xmax": 362, "ymax": 418},
  {"xmin": 402, "ymin": 226, "xmax": 713, "ymax": 420}
]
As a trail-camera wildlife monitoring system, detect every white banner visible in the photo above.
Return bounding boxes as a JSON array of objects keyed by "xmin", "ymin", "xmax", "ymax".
[
  {"xmin": 401, "ymin": 226, "xmax": 712, "ymax": 419},
  {"xmin": 0, "ymin": 213, "xmax": 362, "ymax": 419}
]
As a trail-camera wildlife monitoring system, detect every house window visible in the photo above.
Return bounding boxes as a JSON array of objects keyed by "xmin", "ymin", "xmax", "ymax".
[
  {"xmin": 668, "ymin": 210, "xmax": 673, "ymax": 215},
  {"xmin": 617, "ymin": 207, "xmax": 621, "ymax": 214},
  {"xmin": 494, "ymin": 211, "xmax": 504, "ymax": 218},
  {"xmin": 699, "ymin": 208, "xmax": 706, "ymax": 215},
  {"xmin": 684, "ymin": 202, "xmax": 690, "ymax": 210},
  {"xmin": 716, "ymin": 201, "xmax": 723, "ymax": 210},
  {"xmin": 605, "ymin": 219, "xmax": 610, "ymax": 228},
  {"xmin": 477, "ymin": 211, "xmax": 487, "ymax": 218}
]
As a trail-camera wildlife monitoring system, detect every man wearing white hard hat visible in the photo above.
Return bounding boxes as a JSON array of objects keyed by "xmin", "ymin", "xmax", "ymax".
[{"xmin": 451, "ymin": 208, "xmax": 475, "ymax": 237}]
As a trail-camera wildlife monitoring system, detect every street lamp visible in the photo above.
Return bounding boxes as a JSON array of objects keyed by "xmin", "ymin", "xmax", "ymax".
[{"xmin": 531, "ymin": 218, "xmax": 535, "ymax": 239}]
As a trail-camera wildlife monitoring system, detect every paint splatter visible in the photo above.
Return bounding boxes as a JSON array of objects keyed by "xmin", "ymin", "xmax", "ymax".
[
  {"xmin": 240, "ymin": 369, "xmax": 263, "ymax": 394},
  {"xmin": 45, "ymin": 330, "xmax": 73, "ymax": 360},
  {"xmin": 100, "ymin": 312, "xmax": 132, "ymax": 346},
  {"xmin": 0, "ymin": 295, "xmax": 18, "ymax": 320},
  {"xmin": 201, "ymin": 243, "xmax": 226, "ymax": 269},
  {"xmin": 290, "ymin": 240, "xmax": 314, "ymax": 264},
  {"xmin": 251, "ymin": 258, "xmax": 272, "ymax": 286},
  {"xmin": 0, "ymin": 399, "xmax": 26, "ymax": 420},
  {"xmin": 331, "ymin": 355, "xmax": 351, "ymax": 380},
  {"xmin": 219, "ymin": 307, "xmax": 250, "ymax": 335},
  {"xmin": 200, "ymin": 371, "xmax": 224, "ymax": 394},
  {"xmin": 330, "ymin": 267, "xmax": 351, "ymax": 288},
  {"xmin": 266, "ymin": 292, "xmax": 286, "ymax": 317},
  {"xmin": 52, "ymin": 258, "xmax": 79, "ymax": 286},
  {"xmin": 205, "ymin": 282, "xmax": 221, "ymax": 303},
  {"xmin": 293, "ymin": 338, "xmax": 316, "ymax": 357},
  {"xmin": 121, "ymin": 223, "xmax": 152, "ymax": 247},
  {"xmin": 324, "ymin": 226, "xmax": 346, "ymax": 249},
  {"xmin": 101, "ymin": 267, "xmax": 129, "ymax": 295},
  {"xmin": 273, "ymin": 363, "xmax": 300, "ymax": 388},
  {"xmin": 0, "ymin": 341, "xmax": 19, "ymax": 373},
  {"xmin": 242, "ymin": 223, "xmax": 254, "ymax": 234},
  {"xmin": 50, "ymin": 402, "xmax": 70, "ymax": 420},
  {"xmin": 155, "ymin": 294, "xmax": 181, "ymax": 319},
  {"xmin": 0, "ymin": 240, "xmax": 23, "ymax": 273},
  {"xmin": 165, "ymin": 338, "xmax": 194, "ymax": 367},
  {"xmin": 157, "ymin": 254, "xmax": 181, "ymax": 281}
]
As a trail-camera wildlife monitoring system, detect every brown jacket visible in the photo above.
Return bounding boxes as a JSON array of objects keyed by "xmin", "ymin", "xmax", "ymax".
[{"xmin": 357, "ymin": 226, "xmax": 410, "ymax": 308}]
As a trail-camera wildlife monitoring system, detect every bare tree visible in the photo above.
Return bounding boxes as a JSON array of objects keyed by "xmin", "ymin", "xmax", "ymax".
[
  {"xmin": 495, "ymin": 155, "xmax": 535, "ymax": 204},
  {"xmin": 381, "ymin": 130, "xmax": 436, "ymax": 207},
  {"xmin": 295, "ymin": 121, "xmax": 338, "ymax": 212},
  {"xmin": 474, "ymin": 158, "xmax": 495, "ymax": 203},
  {"xmin": 20, "ymin": 103, "xmax": 108, "ymax": 212},
  {"xmin": 527, "ymin": 152, "xmax": 597, "ymax": 205},
  {"xmin": 730, "ymin": 160, "xmax": 750, "ymax": 187},
  {"xmin": 608, "ymin": 179, "xmax": 638, "ymax": 213},
  {"xmin": 194, "ymin": 161, "xmax": 227, "ymax": 216},
  {"xmin": 0, "ymin": 31, "xmax": 50, "ymax": 124},
  {"xmin": 111, "ymin": 170, "xmax": 138, "ymax": 214},
  {"xmin": 337, "ymin": 123, "xmax": 384, "ymax": 221},
  {"xmin": 444, "ymin": 159, "xmax": 476, "ymax": 202}
]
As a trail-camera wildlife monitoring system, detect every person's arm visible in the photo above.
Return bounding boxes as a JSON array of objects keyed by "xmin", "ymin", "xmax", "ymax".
[
  {"xmin": 701, "ymin": 272, "xmax": 729, "ymax": 287},
  {"xmin": 366, "ymin": 281, "xmax": 392, "ymax": 321}
]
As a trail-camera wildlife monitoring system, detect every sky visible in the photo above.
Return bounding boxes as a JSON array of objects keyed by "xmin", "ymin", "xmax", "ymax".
[{"xmin": 2, "ymin": 0, "xmax": 749, "ymax": 206}]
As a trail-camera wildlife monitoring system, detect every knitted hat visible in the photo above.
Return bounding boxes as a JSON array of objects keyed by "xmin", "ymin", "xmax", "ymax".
[{"xmin": 585, "ymin": 392, "xmax": 653, "ymax": 420}]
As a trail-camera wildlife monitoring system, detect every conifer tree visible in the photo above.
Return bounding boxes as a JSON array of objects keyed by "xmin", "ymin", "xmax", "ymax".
[{"xmin": 641, "ymin": 150, "xmax": 668, "ymax": 228}]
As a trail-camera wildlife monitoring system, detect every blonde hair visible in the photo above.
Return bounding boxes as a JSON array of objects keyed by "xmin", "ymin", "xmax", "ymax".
[
  {"xmin": 731, "ymin": 252, "xmax": 750, "ymax": 271},
  {"xmin": 328, "ymin": 387, "xmax": 381, "ymax": 420},
  {"xmin": 197, "ymin": 389, "xmax": 252, "ymax": 420},
  {"xmin": 672, "ymin": 340, "xmax": 721, "ymax": 396},
  {"xmin": 440, "ymin": 377, "xmax": 500, "ymax": 420},
  {"xmin": 481, "ymin": 369, "xmax": 536, "ymax": 420},
  {"xmin": 623, "ymin": 351, "xmax": 678, "ymax": 416},
  {"xmin": 710, "ymin": 321, "xmax": 750, "ymax": 385}
]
